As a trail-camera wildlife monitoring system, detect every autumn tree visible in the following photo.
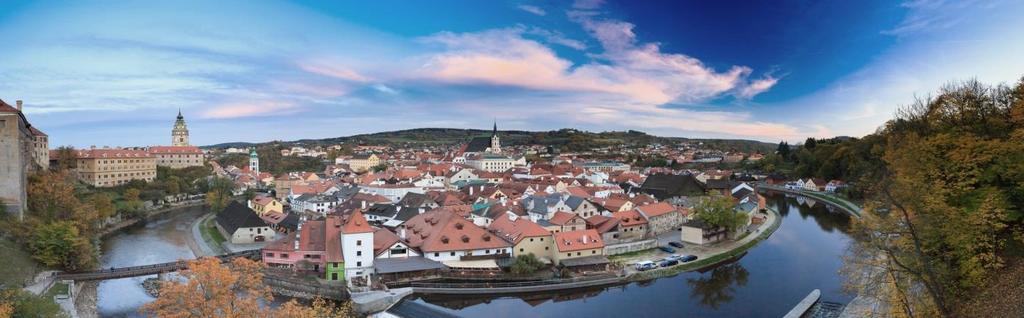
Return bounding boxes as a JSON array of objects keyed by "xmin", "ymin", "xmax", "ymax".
[
  {"xmin": 206, "ymin": 177, "xmax": 236, "ymax": 213},
  {"xmin": 0, "ymin": 288, "xmax": 65, "ymax": 318},
  {"xmin": 693, "ymin": 195, "xmax": 748, "ymax": 233},
  {"xmin": 143, "ymin": 257, "xmax": 355, "ymax": 318},
  {"xmin": 841, "ymin": 78, "xmax": 1024, "ymax": 318},
  {"xmin": 29, "ymin": 221, "xmax": 96, "ymax": 271},
  {"xmin": 90, "ymin": 192, "xmax": 116, "ymax": 219}
]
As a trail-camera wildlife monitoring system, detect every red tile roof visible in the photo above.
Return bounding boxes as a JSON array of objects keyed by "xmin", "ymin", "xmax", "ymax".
[
  {"xmin": 553, "ymin": 229, "xmax": 604, "ymax": 252},
  {"xmin": 342, "ymin": 210, "xmax": 374, "ymax": 234},
  {"xmin": 373, "ymin": 227, "xmax": 402, "ymax": 256},
  {"xmin": 148, "ymin": 146, "xmax": 202, "ymax": 154},
  {"xmin": 488, "ymin": 214, "xmax": 550, "ymax": 244},
  {"xmin": 548, "ymin": 211, "xmax": 582, "ymax": 226},
  {"xmin": 613, "ymin": 209, "xmax": 649, "ymax": 227},
  {"xmin": 74, "ymin": 148, "xmax": 153, "ymax": 158},
  {"xmin": 636, "ymin": 202, "xmax": 677, "ymax": 218},
  {"xmin": 402, "ymin": 209, "xmax": 511, "ymax": 253}
]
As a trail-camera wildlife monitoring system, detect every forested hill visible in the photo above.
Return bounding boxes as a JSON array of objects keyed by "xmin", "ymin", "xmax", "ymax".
[{"xmin": 205, "ymin": 128, "xmax": 777, "ymax": 153}]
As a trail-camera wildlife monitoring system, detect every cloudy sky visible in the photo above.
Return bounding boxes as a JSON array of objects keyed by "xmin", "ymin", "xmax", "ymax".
[{"xmin": 2, "ymin": 0, "xmax": 1023, "ymax": 147}]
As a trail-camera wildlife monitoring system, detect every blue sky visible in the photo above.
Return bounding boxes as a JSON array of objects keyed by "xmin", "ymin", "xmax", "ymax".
[{"xmin": 2, "ymin": 0, "xmax": 1023, "ymax": 147}]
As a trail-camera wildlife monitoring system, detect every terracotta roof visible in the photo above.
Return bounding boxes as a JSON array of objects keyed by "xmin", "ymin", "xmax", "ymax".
[
  {"xmin": 488, "ymin": 214, "xmax": 550, "ymax": 244},
  {"xmin": 29, "ymin": 126, "xmax": 46, "ymax": 136},
  {"xmin": 253, "ymin": 196, "xmax": 278, "ymax": 207},
  {"xmin": 342, "ymin": 210, "xmax": 374, "ymax": 234},
  {"xmin": 0, "ymin": 99, "xmax": 19, "ymax": 113},
  {"xmin": 324, "ymin": 216, "xmax": 344, "ymax": 262},
  {"xmin": 373, "ymin": 227, "xmax": 403, "ymax": 256},
  {"xmin": 553, "ymin": 229, "xmax": 604, "ymax": 252},
  {"xmin": 74, "ymin": 148, "xmax": 154, "ymax": 158},
  {"xmin": 548, "ymin": 211, "xmax": 582, "ymax": 226},
  {"xmin": 636, "ymin": 202, "xmax": 678, "ymax": 218},
  {"xmin": 148, "ymin": 146, "xmax": 202, "ymax": 154},
  {"xmin": 402, "ymin": 209, "xmax": 511, "ymax": 253},
  {"xmin": 613, "ymin": 209, "xmax": 649, "ymax": 227},
  {"xmin": 586, "ymin": 215, "xmax": 620, "ymax": 234}
]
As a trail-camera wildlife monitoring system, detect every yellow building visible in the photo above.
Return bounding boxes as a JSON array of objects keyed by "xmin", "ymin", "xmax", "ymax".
[
  {"xmin": 148, "ymin": 146, "xmax": 204, "ymax": 168},
  {"xmin": 488, "ymin": 214, "xmax": 554, "ymax": 263},
  {"xmin": 251, "ymin": 196, "xmax": 284, "ymax": 215},
  {"xmin": 349, "ymin": 153, "xmax": 380, "ymax": 173},
  {"xmin": 552, "ymin": 229, "xmax": 605, "ymax": 265},
  {"xmin": 73, "ymin": 148, "xmax": 157, "ymax": 187}
]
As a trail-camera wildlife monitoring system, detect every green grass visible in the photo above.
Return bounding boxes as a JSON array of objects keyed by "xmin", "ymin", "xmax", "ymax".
[
  {"xmin": 0, "ymin": 239, "xmax": 40, "ymax": 287},
  {"xmin": 199, "ymin": 216, "xmax": 227, "ymax": 249},
  {"xmin": 626, "ymin": 208, "xmax": 783, "ymax": 282},
  {"xmin": 608, "ymin": 248, "xmax": 659, "ymax": 261},
  {"xmin": 44, "ymin": 281, "xmax": 69, "ymax": 298}
]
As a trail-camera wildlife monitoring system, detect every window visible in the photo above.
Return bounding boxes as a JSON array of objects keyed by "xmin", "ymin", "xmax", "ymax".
[
  {"xmin": 592, "ymin": 250, "xmax": 597, "ymax": 254},
  {"xmin": 281, "ymin": 253, "xmax": 289, "ymax": 259},
  {"xmin": 434, "ymin": 252, "xmax": 439, "ymax": 257},
  {"xmin": 529, "ymin": 238, "xmax": 534, "ymax": 242},
  {"xmin": 265, "ymin": 253, "xmax": 274, "ymax": 257},
  {"xmin": 450, "ymin": 252, "xmax": 455, "ymax": 256},
  {"xmin": 545, "ymin": 246, "xmax": 549, "ymax": 250},
  {"xmin": 356, "ymin": 261, "xmax": 362, "ymax": 267},
  {"xmin": 577, "ymin": 252, "xmax": 581, "ymax": 256},
  {"xmin": 356, "ymin": 240, "xmax": 362, "ymax": 246},
  {"xmin": 356, "ymin": 251, "xmax": 362, "ymax": 256},
  {"xmin": 519, "ymin": 248, "xmax": 524, "ymax": 252}
]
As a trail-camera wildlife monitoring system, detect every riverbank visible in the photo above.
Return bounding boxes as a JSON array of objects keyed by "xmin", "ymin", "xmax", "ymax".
[
  {"xmin": 406, "ymin": 207, "xmax": 783, "ymax": 296},
  {"xmin": 758, "ymin": 185, "xmax": 862, "ymax": 217},
  {"xmin": 622, "ymin": 206, "xmax": 782, "ymax": 282},
  {"xmin": 98, "ymin": 200, "xmax": 206, "ymax": 238}
]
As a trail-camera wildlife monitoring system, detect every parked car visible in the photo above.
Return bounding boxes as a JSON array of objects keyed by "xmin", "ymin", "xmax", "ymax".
[
  {"xmin": 666, "ymin": 254, "xmax": 683, "ymax": 261},
  {"xmin": 658, "ymin": 246, "xmax": 676, "ymax": 253},
  {"xmin": 668, "ymin": 241, "xmax": 684, "ymax": 248},
  {"xmin": 680, "ymin": 255, "xmax": 698, "ymax": 263},
  {"xmin": 659, "ymin": 259, "xmax": 679, "ymax": 267},
  {"xmin": 635, "ymin": 261, "xmax": 657, "ymax": 271}
]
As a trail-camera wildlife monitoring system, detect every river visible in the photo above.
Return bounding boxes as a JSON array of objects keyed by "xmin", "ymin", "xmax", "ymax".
[
  {"xmin": 95, "ymin": 205, "xmax": 205, "ymax": 317},
  {"xmin": 96, "ymin": 192, "xmax": 853, "ymax": 317},
  {"xmin": 399, "ymin": 192, "xmax": 854, "ymax": 317}
]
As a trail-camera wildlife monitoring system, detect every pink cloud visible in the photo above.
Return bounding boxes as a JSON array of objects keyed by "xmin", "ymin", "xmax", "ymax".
[
  {"xmin": 202, "ymin": 101, "xmax": 299, "ymax": 119},
  {"xmin": 297, "ymin": 60, "xmax": 370, "ymax": 82}
]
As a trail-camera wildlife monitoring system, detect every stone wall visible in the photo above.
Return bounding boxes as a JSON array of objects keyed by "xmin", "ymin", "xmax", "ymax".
[
  {"xmin": 604, "ymin": 239, "xmax": 657, "ymax": 255},
  {"xmin": 0, "ymin": 110, "xmax": 34, "ymax": 220}
]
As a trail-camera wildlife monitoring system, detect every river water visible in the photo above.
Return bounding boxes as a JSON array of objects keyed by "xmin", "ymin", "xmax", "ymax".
[
  {"xmin": 96, "ymin": 205, "xmax": 205, "ymax": 317},
  {"xmin": 96, "ymin": 192, "xmax": 852, "ymax": 317},
  {"xmin": 401, "ymin": 192, "xmax": 854, "ymax": 317}
]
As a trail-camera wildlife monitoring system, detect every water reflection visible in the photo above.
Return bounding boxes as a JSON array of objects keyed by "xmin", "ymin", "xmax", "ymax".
[
  {"xmin": 407, "ymin": 193, "xmax": 855, "ymax": 318},
  {"xmin": 687, "ymin": 260, "xmax": 749, "ymax": 310}
]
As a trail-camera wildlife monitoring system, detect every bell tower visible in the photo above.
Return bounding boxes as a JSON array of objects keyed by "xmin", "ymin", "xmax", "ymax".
[
  {"xmin": 171, "ymin": 109, "xmax": 190, "ymax": 146},
  {"xmin": 489, "ymin": 120, "xmax": 501, "ymax": 153}
]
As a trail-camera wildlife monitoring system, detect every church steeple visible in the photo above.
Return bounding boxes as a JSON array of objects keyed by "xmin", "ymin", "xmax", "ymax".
[
  {"xmin": 172, "ymin": 110, "xmax": 190, "ymax": 146},
  {"xmin": 489, "ymin": 119, "xmax": 501, "ymax": 154}
]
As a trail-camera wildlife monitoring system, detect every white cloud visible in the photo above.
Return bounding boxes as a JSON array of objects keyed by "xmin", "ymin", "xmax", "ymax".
[
  {"xmin": 736, "ymin": 76, "xmax": 779, "ymax": 99},
  {"xmin": 516, "ymin": 4, "xmax": 546, "ymax": 16}
]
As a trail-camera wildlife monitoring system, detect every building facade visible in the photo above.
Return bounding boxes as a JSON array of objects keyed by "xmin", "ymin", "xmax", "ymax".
[
  {"xmin": 0, "ymin": 99, "xmax": 41, "ymax": 219},
  {"xmin": 349, "ymin": 153, "xmax": 380, "ymax": 173},
  {"xmin": 73, "ymin": 148, "xmax": 157, "ymax": 187},
  {"xmin": 149, "ymin": 146, "xmax": 204, "ymax": 168}
]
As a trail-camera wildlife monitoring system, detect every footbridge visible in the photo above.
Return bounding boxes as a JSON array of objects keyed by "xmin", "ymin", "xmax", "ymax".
[{"xmin": 52, "ymin": 250, "xmax": 261, "ymax": 281}]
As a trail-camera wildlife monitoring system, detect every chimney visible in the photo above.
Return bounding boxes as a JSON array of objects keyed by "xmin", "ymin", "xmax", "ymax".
[
  {"xmin": 469, "ymin": 186, "xmax": 474, "ymax": 195},
  {"xmin": 400, "ymin": 228, "xmax": 407, "ymax": 240},
  {"xmin": 15, "ymin": 100, "xmax": 22, "ymax": 111},
  {"xmin": 361, "ymin": 200, "xmax": 367, "ymax": 209}
]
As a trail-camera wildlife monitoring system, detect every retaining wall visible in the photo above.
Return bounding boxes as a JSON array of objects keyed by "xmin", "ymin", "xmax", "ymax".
[{"xmin": 605, "ymin": 239, "xmax": 657, "ymax": 256}]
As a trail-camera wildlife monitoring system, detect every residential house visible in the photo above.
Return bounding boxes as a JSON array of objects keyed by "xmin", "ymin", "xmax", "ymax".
[
  {"xmin": 488, "ymin": 213, "xmax": 554, "ymax": 263},
  {"xmin": 611, "ymin": 209, "xmax": 648, "ymax": 241},
  {"xmin": 680, "ymin": 219, "xmax": 729, "ymax": 245},
  {"xmin": 636, "ymin": 174, "xmax": 706, "ymax": 200},
  {"xmin": 399, "ymin": 209, "xmax": 512, "ymax": 268},
  {"xmin": 552, "ymin": 229, "xmax": 608, "ymax": 270},
  {"xmin": 349, "ymin": 153, "xmax": 381, "ymax": 173},
  {"xmin": 545, "ymin": 211, "xmax": 586, "ymax": 233},
  {"xmin": 250, "ymin": 196, "xmax": 284, "ymax": 215},
  {"xmin": 216, "ymin": 201, "xmax": 276, "ymax": 244},
  {"xmin": 636, "ymin": 202, "xmax": 684, "ymax": 235}
]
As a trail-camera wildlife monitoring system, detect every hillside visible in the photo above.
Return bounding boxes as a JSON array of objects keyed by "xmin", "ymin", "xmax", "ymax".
[{"xmin": 204, "ymin": 128, "xmax": 776, "ymax": 153}]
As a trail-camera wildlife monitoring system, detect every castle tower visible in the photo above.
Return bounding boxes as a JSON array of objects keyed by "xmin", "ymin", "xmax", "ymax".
[
  {"xmin": 171, "ymin": 109, "xmax": 189, "ymax": 146},
  {"xmin": 489, "ymin": 120, "xmax": 501, "ymax": 153},
  {"xmin": 249, "ymin": 147, "xmax": 259, "ymax": 175}
]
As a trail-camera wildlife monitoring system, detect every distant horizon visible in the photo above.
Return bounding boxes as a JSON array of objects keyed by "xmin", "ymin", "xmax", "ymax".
[{"xmin": 3, "ymin": 1, "xmax": 1023, "ymax": 146}]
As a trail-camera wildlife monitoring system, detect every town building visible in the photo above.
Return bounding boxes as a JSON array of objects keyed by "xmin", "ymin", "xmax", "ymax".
[
  {"xmin": 249, "ymin": 148, "xmax": 260, "ymax": 176},
  {"xmin": 636, "ymin": 202, "xmax": 684, "ymax": 235},
  {"xmin": 400, "ymin": 209, "xmax": 512, "ymax": 268},
  {"xmin": 30, "ymin": 127, "xmax": 48, "ymax": 169},
  {"xmin": 552, "ymin": 229, "xmax": 607, "ymax": 269},
  {"xmin": 71, "ymin": 148, "xmax": 157, "ymax": 187},
  {"xmin": 0, "ymin": 99, "xmax": 44, "ymax": 219},
  {"xmin": 149, "ymin": 146, "xmax": 204, "ymax": 168},
  {"xmin": 215, "ymin": 201, "xmax": 276, "ymax": 244},
  {"xmin": 250, "ymin": 196, "xmax": 284, "ymax": 215},
  {"xmin": 349, "ymin": 153, "xmax": 380, "ymax": 173},
  {"xmin": 488, "ymin": 213, "xmax": 554, "ymax": 263}
]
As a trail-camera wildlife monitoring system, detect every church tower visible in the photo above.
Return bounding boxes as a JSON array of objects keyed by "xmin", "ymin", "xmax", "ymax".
[
  {"xmin": 171, "ymin": 109, "xmax": 190, "ymax": 146},
  {"xmin": 489, "ymin": 120, "xmax": 501, "ymax": 153},
  {"xmin": 249, "ymin": 147, "xmax": 260, "ymax": 175}
]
